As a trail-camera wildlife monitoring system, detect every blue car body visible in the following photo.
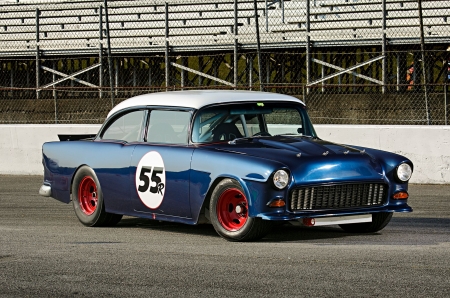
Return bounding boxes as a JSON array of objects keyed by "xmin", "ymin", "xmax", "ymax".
[{"xmin": 40, "ymin": 90, "xmax": 412, "ymax": 240}]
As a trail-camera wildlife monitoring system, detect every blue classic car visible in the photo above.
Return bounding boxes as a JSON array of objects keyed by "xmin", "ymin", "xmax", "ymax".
[{"xmin": 39, "ymin": 90, "xmax": 413, "ymax": 241}]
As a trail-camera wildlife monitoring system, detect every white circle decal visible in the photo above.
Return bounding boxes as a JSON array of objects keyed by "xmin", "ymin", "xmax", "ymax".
[{"xmin": 135, "ymin": 151, "xmax": 166, "ymax": 209}]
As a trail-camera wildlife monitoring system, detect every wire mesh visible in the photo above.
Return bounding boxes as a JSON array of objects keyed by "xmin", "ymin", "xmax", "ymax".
[{"xmin": 0, "ymin": 0, "xmax": 449, "ymax": 124}]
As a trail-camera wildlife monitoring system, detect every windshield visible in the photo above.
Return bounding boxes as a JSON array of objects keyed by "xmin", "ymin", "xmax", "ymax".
[{"xmin": 192, "ymin": 102, "xmax": 316, "ymax": 143}]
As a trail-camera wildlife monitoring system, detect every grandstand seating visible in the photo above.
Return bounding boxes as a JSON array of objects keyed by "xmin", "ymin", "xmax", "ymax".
[{"xmin": 0, "ymin": 0, "xmax": 449, "ymax": 56}]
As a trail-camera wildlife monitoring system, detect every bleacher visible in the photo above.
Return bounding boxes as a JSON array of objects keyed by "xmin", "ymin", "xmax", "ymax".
[{"xmin": 0, "ymin": 0, "xmax": 449, "ymax": 57}]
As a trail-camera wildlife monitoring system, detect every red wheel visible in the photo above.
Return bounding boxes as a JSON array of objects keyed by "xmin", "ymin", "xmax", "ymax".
[
  {"xmin": 216, "ymin": 188, "xmax": 248, "ymax": 231},
  {"xmin": 210, "ymin": 179, "xmax": 273, "ymax": 241},
  {"xmin": 72, "ymin": 166, "xmax": 122, "ymax": 227},
  {"xmin": 78, "ymin": 176, "xmax": 98, "ymax": 216}
]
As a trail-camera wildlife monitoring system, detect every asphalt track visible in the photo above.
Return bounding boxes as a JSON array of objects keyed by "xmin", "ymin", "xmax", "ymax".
[{"xmin": 0, "ymin": 176, "xmax": 449, "ymax": 297}]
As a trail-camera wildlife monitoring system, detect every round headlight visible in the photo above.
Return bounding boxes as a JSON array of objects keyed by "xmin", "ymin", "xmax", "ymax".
[
  {"xmin": 396, "ymin": 163, "xmax": 412, "ymax": 182},
  {"xmin": 273, "ymin": 170, "xmax": 289, "ymax": 189}
]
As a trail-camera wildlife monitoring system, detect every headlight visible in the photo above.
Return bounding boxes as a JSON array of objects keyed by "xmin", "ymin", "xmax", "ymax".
[
  {"xmin": 273, "ymin": 170, "xmax": 289, "ymax": 189},
  {"xmin": 396, "ymin": 163, "xmax": 412, "ymax": 182}
]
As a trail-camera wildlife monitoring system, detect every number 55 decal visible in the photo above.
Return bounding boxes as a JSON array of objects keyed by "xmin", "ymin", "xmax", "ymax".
[{"xmin": 135, "ymin": 151, "xmax": 166, "ymax": 209}]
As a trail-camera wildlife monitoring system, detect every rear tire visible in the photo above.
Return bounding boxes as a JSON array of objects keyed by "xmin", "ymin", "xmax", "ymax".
[
  {"xmin": 209, "ymin": 179, "xmax": 272, "ymax": 241},
  {"xmin": 339, "ymin": 212, "xmax": 393, "ymax": 233},
  {"xmin": 72, "ymin": 166, "xmax": 122, "ymax": 227}
]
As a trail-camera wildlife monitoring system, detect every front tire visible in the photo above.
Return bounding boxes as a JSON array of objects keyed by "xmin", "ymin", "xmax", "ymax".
[
  {"xmin": 72, "ymin": 166, "xmax": 122, "ymax": 227},
  {"xmin": 339, "ymin": 212, "xmax": 393, "ymax": 233},
  {"xmin": 209, "ymin": 179, "xmax": 272, "ymax": 241}
]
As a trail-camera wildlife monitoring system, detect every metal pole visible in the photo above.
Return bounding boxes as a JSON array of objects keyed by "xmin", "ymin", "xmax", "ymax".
[
  {"xmin": 103, "ymin": 0, "xmax": 114, "ymax": 107},
  {"xmin": 26, "ymin": 62, "xmax": 30, "ymax": 98},
  {"xmin": 115, "ymin": 59, "xmax": 119, "ymax": 96},
  {"xmin": 396, "ymin": 53, "xmax": 400, "ymax": 92},
  {"xmin": 253, "ymin": 0, "xmax": 263, "ymax": 91},
  {"xmin": 165, "ymin": 2, "xmax": 170, "ymax": 91},
  {"xmin": 10, "ymin": 62, "xmax": 14, "ymax": 99},
  {"xmin": 321, "ymin": 53, "xmax": 324, "ymax": 93},
  {"xmin": 99, "ymin": 5, "xmax": 103, "ymax": 99},
  {"xmin": 445, "ymin": 80, "xmax": 448, "ymax": 125},
  {"xmin": 418, "ymin": 0, "xmax": 430, "ymax": 125},
  {"xmin": 248, "ymin": 54, "xmax": 253, "ymax": 90},
  {"xmin": 53, "ymin": 60, "xmax": 57, "ymax": 123},
  {"xmin": 132, "ymin": 62, "xmax": 136, "ymax": 95},
  {"xmin": 234, "ymin": 0, "xmax": 238, "ymax": 89},
  {"xmin": 265, "ymin": 0, "xmax": 268, "ymax": 32},
  {"xmin": 445, "ymin": 60, "xmax": 448, "ymax": 125},
  {"xmin": 382, "ymin": 0, "xmax": 387, "ymax": 94},
  {"xmin": 148, "ymin": 59, "xmax": 152, "ymax": 89},
  {"xmin": 305, "ymin": 0, "xmax": 311, "ymax": 95},
  {"xmin": 35, "ymin": 8, "xmax": 40, "ymax": 100},
  {"xmin": 198, "ymin": 56, "xmax": 203, "ymax": 86},
  {"xmin": 181, "ymin": 57, "xmax": 186, "ymax": 90}
]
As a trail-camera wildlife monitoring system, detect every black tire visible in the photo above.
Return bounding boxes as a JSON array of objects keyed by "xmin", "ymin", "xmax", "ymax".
[
  {"xmin": 339, "ymin": 212, "xmax": 393, "ymax": 233},
  {"xmin": 72, "ymin": 166, "xmax": 122, "ymax": 227},
  {"xmin": 209, "ymin": 179, "xmax": 272, "ymax": 241}
]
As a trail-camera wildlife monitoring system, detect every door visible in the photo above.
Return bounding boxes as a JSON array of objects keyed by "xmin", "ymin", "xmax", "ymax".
[{"xmin": 130, "ymin": 109, "xmax": 194, "ymax": 219}]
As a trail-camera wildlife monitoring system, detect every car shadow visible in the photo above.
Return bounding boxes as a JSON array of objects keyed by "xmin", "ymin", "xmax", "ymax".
[
  {"xmin": 116, "ymin": 217, "xmax": 366, "ymax": 242},
  {"xmin": 117, "ymin": 217, "xmax": 219, "ymax": 238},
  {"xmin": 115, "ymin": 216, "xmax": 450, "ymax": 243}
]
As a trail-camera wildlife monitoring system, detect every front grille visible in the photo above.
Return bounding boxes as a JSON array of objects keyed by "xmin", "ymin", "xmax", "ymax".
[{"xmin": 290, "ymin": 183, "xmax": 387, "ymax": 211}]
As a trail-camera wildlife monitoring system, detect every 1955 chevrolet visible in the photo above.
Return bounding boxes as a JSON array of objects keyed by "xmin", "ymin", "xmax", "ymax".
[{"xmin": 39, "ymin": 90, "xmax": 413, "ymax": 241}]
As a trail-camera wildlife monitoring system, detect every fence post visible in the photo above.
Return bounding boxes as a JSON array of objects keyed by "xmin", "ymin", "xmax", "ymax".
[
  {"xmin": 321, "ymin": 53, "xmax": 325, "ymax": 93},
  {"xmin": 103, "ymin": 0, "xmax": 114, "ymax": 107},
  {"xmin": 264, "ymin": 0, "xmax": 268, "ymax": 32},
  {"xmin": 445, "ymin": 79, "xmax": 448, "ymax": 125},
  {"xmin": 253, "ymin": 0, "xmax": 263, "ymax": 91},
  {"xmin": 165, "ymin": 2, "xmax": 170, "ymax": 91},
  {"xmin": 234, "ymin": 0, "xmax": 238, "ymax": 89},
  {"xmin": 247, "ymin": 55, "xmax": 252, "ymax": 90},
  {"xmin": 10, "ymin": 62, "xmax": 14, "ymax": 99},
  {"xmin": 305, "ymin": 0, "xmax": 311, "ymax": 95},
  {"xmin": 53, "ymin": 60, "xmax": 57, "ymax": 123},
  {"xmin": 99, "ymin": 5, "xmax": 103, "ymax": 99},
  {"xmin": 381, "ymin": 0, "xmax": 387, "ymax": 94},
  {"xmin": 35, "ymin": 8, "xmax": 40, "ymax": 100},
  {"xmin": 445, "ymin": 61, "xmax": 448, "ymax": 125},
  {"xmin": 181, "ymin": 57, "xmax": 186, "ymax": 90},
  {"xmin": 418, "ymin": 0, "xmax": 430, "ymax": 125}
]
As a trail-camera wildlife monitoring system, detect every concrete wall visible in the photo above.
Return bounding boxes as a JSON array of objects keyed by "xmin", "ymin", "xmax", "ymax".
[
  {"xmin": 1, "ymin": 124, "xmax": 448, "ymax": 184},
  {"xmin": 315, "ymin": 125, "xmax": 450, "ymax": 184},
  {"xmin": 0, "ymin": 125, "xmax": 101, "ymax": 176}
]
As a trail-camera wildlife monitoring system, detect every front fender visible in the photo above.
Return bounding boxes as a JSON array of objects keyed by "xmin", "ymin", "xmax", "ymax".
[{"xmin": 190, "ymin": 147, "xmax": 287, "ymax": 222}]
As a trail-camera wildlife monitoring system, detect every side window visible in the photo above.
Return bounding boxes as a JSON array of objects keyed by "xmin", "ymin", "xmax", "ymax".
[
  {"xmin": 147, "ymin": 110, "xmax": 191, "ymax": 144},
  {"xmin": 101, "ymin": 110, "xmax": 145, "ymax": 142}
]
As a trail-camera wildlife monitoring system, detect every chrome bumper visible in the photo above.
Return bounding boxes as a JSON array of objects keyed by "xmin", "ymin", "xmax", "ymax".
[{"xmin": 39, "ymin": 184, "xmax": 52, "ymax": 197}]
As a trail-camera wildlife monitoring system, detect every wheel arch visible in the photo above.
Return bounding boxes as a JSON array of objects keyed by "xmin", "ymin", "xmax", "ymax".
[{"xmin": 70, "ymin": 164, "xmax": 93, "ymax": 196}]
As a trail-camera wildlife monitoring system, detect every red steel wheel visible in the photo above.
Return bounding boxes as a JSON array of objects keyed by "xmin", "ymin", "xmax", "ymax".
[
  {"xmin": 78, "ymin": 176, "xmax": 98, "ymax": 216},
  {"xmin": 216, "ymin": 188, "xmax": 248, "ymax": 231},
  {"xmin": 210, "ymin": 179, "xmax": 273, "ymax": 241},
  {"xmin": 72, "ymin": 166, "xmax": 122, "ymax": 227}
]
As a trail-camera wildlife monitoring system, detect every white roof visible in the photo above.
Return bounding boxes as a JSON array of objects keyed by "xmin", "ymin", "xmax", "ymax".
[{"xmin": 107, "ymin": 90, "xmax": 304, "ymax": 118}]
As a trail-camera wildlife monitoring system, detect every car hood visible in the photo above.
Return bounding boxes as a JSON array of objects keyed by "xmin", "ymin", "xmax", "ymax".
[{"xmin": 205, "ymin": 136, "xmax": 385, "ymax": 184}]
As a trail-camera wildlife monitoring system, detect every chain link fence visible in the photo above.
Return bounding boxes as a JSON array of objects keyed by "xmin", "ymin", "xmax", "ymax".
[{"xmin": 0, "ymin": 0, "xmax": 449, "ymax": 124}]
